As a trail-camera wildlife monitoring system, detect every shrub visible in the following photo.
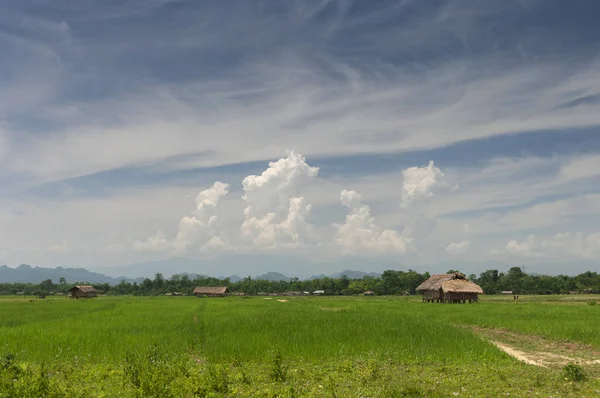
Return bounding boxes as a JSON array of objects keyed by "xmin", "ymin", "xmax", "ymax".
[
  {"xmin": 563, "ymin": 363, "xmax": 587, "ymax": 382},
  {"xmin": 205, "ymin": 364, "xmax": 230, "ymax": 393},
  {"xmin": 123, "ymin": 344, "xmax": 200, "ymax": 398},
  {"xmin": 269, "ymin": 351, "xmax": 287, "ymax": 382}
]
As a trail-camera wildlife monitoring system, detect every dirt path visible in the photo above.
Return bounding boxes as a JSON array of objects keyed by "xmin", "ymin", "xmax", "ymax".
[
  {"xmin": 468, "ymin": 326, "xmax": 600, "ymax": 374},
  {"xmin": 491, "ymin": 341, "xmax": 548, "ymax": 367}
]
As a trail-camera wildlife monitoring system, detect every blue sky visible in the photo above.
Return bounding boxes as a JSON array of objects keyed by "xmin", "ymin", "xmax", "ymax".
[{"xmin": 1, "ymin": 0, "xmax": 600, "ymax": 277}]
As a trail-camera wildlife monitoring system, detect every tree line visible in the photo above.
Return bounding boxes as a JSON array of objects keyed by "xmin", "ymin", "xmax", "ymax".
[{"xmin": 1, "ymin": 267, "xmax": 599, "ymax": 296}]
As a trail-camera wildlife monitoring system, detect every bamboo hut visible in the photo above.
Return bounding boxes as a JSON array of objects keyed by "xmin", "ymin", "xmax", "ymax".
[
  {"xmin": 193, "ymin": 286, "xmax": 229, "ymax": 297},
  {"xmin": 415, "ymin": 272, "xmax": 483, "ymax": 303},
  {"xmin": 68, "ymin": 285, "xmax": 98, "ymax": 299}
]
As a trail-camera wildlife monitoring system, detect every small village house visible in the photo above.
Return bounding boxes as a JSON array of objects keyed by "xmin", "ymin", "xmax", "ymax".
[
  {"xmin": 416, "ymin": 272, "xmax": 483, "ymax": 303},
  {"xmin": 68, "ymin": 285, "xmax": 98, "ymax": 299},
  {"xmin": 193, "ymin": 286, "xmax": 229, "ymax": 297}
]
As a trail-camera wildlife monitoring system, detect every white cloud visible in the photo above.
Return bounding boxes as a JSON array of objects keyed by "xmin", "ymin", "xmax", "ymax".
[
  {"xmin": 3, "ymin": 148, "xmax": 600, "ymax": 273},
  {"xmin": 500, "ymin": 232, "xmax": 600, "ymax": 259},
  {"xmin": 401, "ymin": 161, "xmax": 447, "ymax": 204},
  {"xmin": 134, "ymin": 182, "xmax": 230, "ymax": 253},
  {"xmin": 333, "ymin": 190, "xmax": 411, "ymax": 254},
  {"xmin": 559, "ymin": 154, "xmax": 600, "ymax": 182},
  {"xmin": 240, "ymin": 150, "xmax": 319, "ymax": 249},
  {"xmin": 446, "ymin": 240, "xmax": 470, "ymax": 254},
  {"xmin": 133, "ymin": 231, "xmax": 169, "ymax": 253}
]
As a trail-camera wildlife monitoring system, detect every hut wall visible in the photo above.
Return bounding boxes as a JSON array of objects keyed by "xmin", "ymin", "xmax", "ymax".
[
  {"xmin": 444, "ymin": 292, "xmax": 478, "ymax": 301},
  {"xmin": 422, "ymin": 290, "xmax": 441, "ymax": 299},
  {"xmin": 69, "ymin": 290, "xmax": 97, "ymax": 299},
  {"xmin": 194, "ymin": 292, "xmax": 226, "ymax": 297}
]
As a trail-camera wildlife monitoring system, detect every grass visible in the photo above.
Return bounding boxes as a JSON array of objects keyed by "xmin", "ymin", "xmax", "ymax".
[
  {"xmin": 1, "ymin": 295, "xmax": 599, "ymax": 397},
  {"xmin": 414, "ymin": 298, "xmax": 600, "ymax": 347}
]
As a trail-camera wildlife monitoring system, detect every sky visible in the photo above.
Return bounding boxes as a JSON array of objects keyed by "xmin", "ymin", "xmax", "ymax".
[{"xmin": 1, "ymin": 0, "xmax": 600, "ymax": 277}]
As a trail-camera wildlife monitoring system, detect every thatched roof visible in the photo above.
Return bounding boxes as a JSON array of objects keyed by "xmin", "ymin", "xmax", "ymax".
[
  {"xmin": 193, "ymin": 286, "xmax": 229, "ymax": 295},
  {"xmin": 416, "ymin": 273, "xmax": 483, "ymax": 294},
  {"xmin": 69, "ymin": 285, "xmax": 97, "ymax": 293}
]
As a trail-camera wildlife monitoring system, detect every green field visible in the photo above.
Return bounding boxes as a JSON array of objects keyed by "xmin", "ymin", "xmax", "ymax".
[{"xmin": 1, "ymin": 295, "xmax": 599, "ymax": 397}]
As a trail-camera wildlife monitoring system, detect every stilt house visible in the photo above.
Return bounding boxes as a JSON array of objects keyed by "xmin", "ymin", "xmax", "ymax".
[{"xmin": 416, "ymin": 272, "xmax": 483, "ymax": 303}]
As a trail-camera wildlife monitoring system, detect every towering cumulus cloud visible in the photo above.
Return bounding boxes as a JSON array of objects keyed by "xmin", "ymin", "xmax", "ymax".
[
  {"xmin": 334, "ymin": 190, "xmax": 410, "ymax": 254},
  {"xmin": 401, "ymin": 161, "xmax": 446, "ymax": 204},
  {"xmin": 240, "ymin": 150, "xmax": 319, "ymax": 249},
  {"xmin": 134, "ymin": 182, "xmax": 230, "ymax": 253}
]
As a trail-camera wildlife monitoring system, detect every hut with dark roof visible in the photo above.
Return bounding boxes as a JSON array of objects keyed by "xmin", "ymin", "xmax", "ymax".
[
  {"xmin": 193, "ymin": 286, "xmax": 229, "ymax": 297},
  {"xmin": 416, "ymin": 272, "xmax": 483, "ymax": 303},
  {"xmin": 68, "ymin": 285, "xmax": 98, "ymax": 299}
]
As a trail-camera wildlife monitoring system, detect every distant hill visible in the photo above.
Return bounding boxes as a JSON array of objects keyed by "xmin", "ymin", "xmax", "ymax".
[
  {"xmin": 226, "ymin": 275, "xmax": 243, "ymax": 283},
  {"xmin": 310, "ymin": 270, "xmax": 381, "ymax": 280},
  {"xmin": 254, "ymin": 272, "xmax": 291, "ymax": 281},
  {"xmin": 0, "ymin": 264, "xmax": 140, "ymax": 285},
  {"xmin": 92, "ymin": 257, "xmax": 206, "ymax": 279}
]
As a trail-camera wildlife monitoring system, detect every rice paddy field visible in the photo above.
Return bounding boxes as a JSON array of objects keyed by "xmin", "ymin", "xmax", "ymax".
[{"xmin": 1, "ymin": 295, "xmax": 599, "ymax": 397}]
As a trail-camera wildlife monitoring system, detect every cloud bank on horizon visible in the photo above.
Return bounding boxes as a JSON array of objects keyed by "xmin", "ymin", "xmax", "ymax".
[{"xmin": 1, "ymin": 0, "xmax": 600, "ymax": 274}]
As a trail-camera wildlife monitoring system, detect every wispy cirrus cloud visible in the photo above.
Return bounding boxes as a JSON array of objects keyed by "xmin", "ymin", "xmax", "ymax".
[{"xmin": 2, "ymin": 1, "xmax": 600, "ymax": 185}]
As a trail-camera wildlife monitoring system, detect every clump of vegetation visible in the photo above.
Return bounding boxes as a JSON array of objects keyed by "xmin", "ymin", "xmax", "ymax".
[
  {"xmin": 268, "ymin": 350, "xmax": 287, "ymax": 382},
  {"xmin": 586, "ymin": 300, "xmax": 597, "ymax": 306},
  {"xmin": 357, "ymin": 355, "xmax": 381, "ymax": 385},
  {"xmin": 205, "ymin": 364, "xmax": 230, "ymax": 393},
  {"xmin": 0, "ymin": 354, "xmax": 53, "ymax": 397},
  {"xmin": 123, "ymin": 344, "xmax": 199, "ymax": 398},
  {"xmin": 563, "ymin": 363, "xmax": 587, "ymax": 382}
]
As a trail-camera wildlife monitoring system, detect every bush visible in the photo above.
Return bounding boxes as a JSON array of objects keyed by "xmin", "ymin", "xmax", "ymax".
[
  {"xmin": 0, "ymin": 354, "xmax": 55, "ymax": 398},
  {"xmin": 205, "ymin": 364, "xmax": 230, "ymax": 393},
  {"xmin": 269, "ymin": 351, "xmax": 287, "ymax": 382},
  {"xmin": 563, "ymin": 363, "xmax": 587, "ymax": 382},
  {"xmin": 123, "ymin": 344, "xmax": 200, "ymax": 398}
]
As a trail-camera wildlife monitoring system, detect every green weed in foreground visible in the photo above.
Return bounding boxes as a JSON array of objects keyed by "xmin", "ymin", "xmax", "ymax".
[{"xmin": 1, "ymin": 348, "xmax": 598, "ymax": 397}]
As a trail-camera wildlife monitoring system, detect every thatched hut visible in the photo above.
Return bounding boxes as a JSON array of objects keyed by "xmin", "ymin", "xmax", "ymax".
[
  {"xmin": 415, "ymin": 273, "xmax": 483, "ymax": 303},
  {"xmin": 68, "ymin": 285, "xmax": 98, "ymax": 299},
  {"xmin": 193, "ymin": 286, "xmax": 229, "ymax": 297}
]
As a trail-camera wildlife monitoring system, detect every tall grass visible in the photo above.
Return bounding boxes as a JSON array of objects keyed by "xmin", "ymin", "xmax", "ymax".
[
  {"xmin": 2, "ymin": 296, "xmax": 600, "ymax": 397},
  {"xmin": 1, "ymin": 295, "xmax": 597, "ymax": 365},
  {"xmin": 414, "ymin": 300, "xmax": 600, "ymax": 346}
]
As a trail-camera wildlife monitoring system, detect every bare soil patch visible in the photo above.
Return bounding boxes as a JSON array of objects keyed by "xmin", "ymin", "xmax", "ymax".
[{"xmin": 468, "ymin": 326, "xmax": 600, "ymax": 375}]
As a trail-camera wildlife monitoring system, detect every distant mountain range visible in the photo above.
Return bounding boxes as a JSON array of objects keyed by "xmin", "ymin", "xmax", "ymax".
[
  {"xmin": 0, "ymin": 264, "xmax": 142, "ymax": 285},
  {"xmin": 0, "ymin": 263, "xmax": 382, "ymax": 285},
  {"xmin": 0, "ymin": 257, "xmax": 591, "ymax": 285}
]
